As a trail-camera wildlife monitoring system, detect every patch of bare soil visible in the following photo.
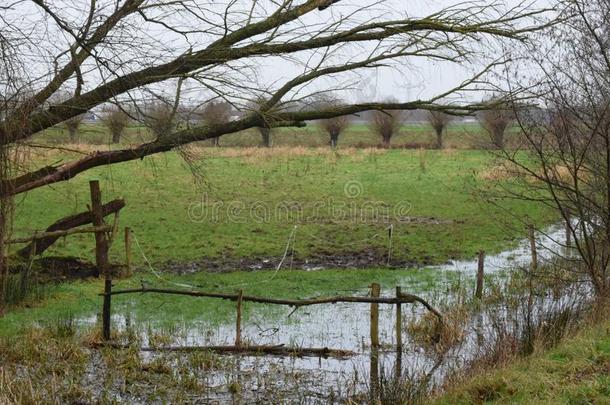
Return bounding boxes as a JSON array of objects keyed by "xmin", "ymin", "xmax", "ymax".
[
  {"xmin": 159, "ymin": 249, "xmax": 428, "ymax": 275},
  {"xmin": 11, "ymin": 257, "xmax": 124, "ymax": 282}
]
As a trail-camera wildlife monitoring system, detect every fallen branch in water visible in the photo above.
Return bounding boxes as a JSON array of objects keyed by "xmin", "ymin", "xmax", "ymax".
[
  {"xmin": 398, "ymin": 292, "xmax": 444, "ymax": 321},
  {"xmin": 93, "ymin": 342, "xmax": 355, "ymax": 358}
]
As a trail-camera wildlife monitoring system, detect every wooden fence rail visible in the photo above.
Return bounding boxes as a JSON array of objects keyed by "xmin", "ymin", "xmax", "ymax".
[
  {"xmin": 98, "ymin": 282, "xmax": 444, "ymax": 357},
  {"xmin": 103, "ymin": 286, "xmax": 442, "ymax": 314},
  {"xmin": 5, "ymin": 225, "xmax": 112, "ymax": 244}
]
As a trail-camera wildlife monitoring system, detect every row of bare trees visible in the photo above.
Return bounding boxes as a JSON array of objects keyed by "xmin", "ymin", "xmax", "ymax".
[
  {"xmin": 318, "ymin": 99, "xmax": 511, "ymax": 149},
  {"xmin": 58, "ymin": 96, "xmax": 513, "ymax": 149}
]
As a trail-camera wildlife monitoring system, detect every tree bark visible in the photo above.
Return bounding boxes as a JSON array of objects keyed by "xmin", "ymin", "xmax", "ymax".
[
  {"xmin": 493, "ymin": 129, "xmax": 504, "ymax": 149},
  {"xmin": 330, "ymin": 131, "xmax": 339, "ymax": 148},
  {"xmin": 259, "ymin": 127, "xmax": 272, "ymax": 147},
  {"xmin": 435, "ymin": 128, "xmax": 443, "ymax": 149},
  {"xmin": 111, "ymin": 131, "xmax": 121, "ymax": 144},
  {"xmin": 68, "ymin": 128, "xmax": 78, "ymax": 143}
]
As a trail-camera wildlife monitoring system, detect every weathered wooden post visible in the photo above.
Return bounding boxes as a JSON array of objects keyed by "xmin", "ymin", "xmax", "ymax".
[
  {"xmin": 528, "ymin": 224, "xmax": 538, "ymax": 272},
  {"xmin": 235, "ymin": 289, "xmax": 243, "ymax": 348},
  {"xmin": 475, "ymin": 250, "xmax": 485, "ymax": 300},
  {"xmin": 370, "ymin": 284, "xmax": 381, "ymax": 402},
  {"xmin": 90, "ymin": 180, "xmax": 111, "ymax": 341},
  {"xmin": 370, "ymin": 283, "xmax": 380, "ymax": 348},
  {"xmin": 395, "ymin": 286, "xmax": 402, "ymax": 350},
  {"xmin": 124, "ymin": 227, "xmax": 132, "ymax": 276},
  {"xmin": 565, "ymin": 218, "xmax": 571, "ymax": 249}
]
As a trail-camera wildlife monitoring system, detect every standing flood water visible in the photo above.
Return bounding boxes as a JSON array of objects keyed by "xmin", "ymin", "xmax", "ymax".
[{"xmin": 75, "ymin": 223, "xmax": 585, "ymax": 402}]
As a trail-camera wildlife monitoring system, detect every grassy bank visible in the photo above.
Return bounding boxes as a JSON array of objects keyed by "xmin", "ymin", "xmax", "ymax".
[
  {"xmin": 431, "ymin": 318, "xmax": 610, "ymax": 404},
  {"xmin": 12, "ymin": 148, "xmax": 553, "ymax": 267}
]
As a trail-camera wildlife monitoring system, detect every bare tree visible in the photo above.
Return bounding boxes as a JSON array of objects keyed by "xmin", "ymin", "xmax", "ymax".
[
  {"xmin": 64, "ymin": 114, "xmax": 85, "ymax": 143},
  {"xmin": 427, "ymin": 111, "xmax": 452, "ymax": 149},
  {"xmin": 142, "ymin": 102, "xmax": 179, "ymax": 138},
  {"xmin": 244, "ymin": 97, "xmax": 277, "ymax": 148},
  {"xmin": 0, "ymin": 0, "xmax": 547, "ymax": 307},
  {"xmin": 496, "ymin": 0, "xmax": 610, "ymax": 297},
  {"xmin": 322, "ymin": 115, "xmax": 350, "ymax": 148},
  {"xmin": 478, "ymin": 98, "xmax": 513, "ymax": 149},
  {"xmin": 100, "ymin": 106, "xmax": 130, "ymax": 144},
  {"xmin": 257, "ymin": 127, "xmax": 272, "ymax": 148},
  {"xmin": 370, "ymin": 104, "xmax": 405, "ymax": 148},
  {"xmin": 200, "ymin": 101, "xmax": 232, "ymax": 147},
  {"xmin": 317, "ymin": 97, "xmax": 350, "ymax": 148}
]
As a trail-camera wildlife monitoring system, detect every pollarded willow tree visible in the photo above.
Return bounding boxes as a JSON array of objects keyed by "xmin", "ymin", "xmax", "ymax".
[
  {"xmin": 100, "ymin": 106, "xmax": 130, "ymax": 144},
  {"xmin": 315, "ymin": 95, "xmax": 350, "ymax": 148},
  {"xmin": 64, "ymin": 113, "xmax": 86, "ymax": 143},
  {"xmin": 201, "ymin": 101, "xmax": 233, "ymax": 147},
  {"xmin": 478, "ymin": 97, "xmax": 514, "ymax": 149},
  {"xmin": 427, "ymin": 110, "xmax": 452, "ymax": 149},
  {"xmin": 370, "ymin": 102, "xmax": 405, "ymax": 148},
  {"xmin": 0, "ymin": 0, "xmax": 547, "ymax": 304}
]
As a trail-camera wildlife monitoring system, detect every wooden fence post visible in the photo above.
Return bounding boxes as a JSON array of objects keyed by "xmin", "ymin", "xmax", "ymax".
[
  {"xmin": 528, "ymin": 224, "xmax": 537, "ymax": 272},
  {"xmin": 124, "ymin": 227, "xmax": 132, "ymax": 276},
  {"xmin": 235, "ymin": 289, "xmax": 243, "ymax": 347},
  {"xmin": 395, "ymin": 286, "xmax": 402, "ymax": 350},
  {"xmin": 475, "ymin": 251, "xmax": 485, "ymax": 300},
  {"xmin": 565, "ymin": 218, "xmax": 571, "ymax": 249},
  {"xmin": 90, "ymin": 180, "xmax": 111, "ymax": 341},
  {"xmin": 370, "ymin": 284, "xmax": 381, "ymax": 402},
  {"xmin": 370, "ymin": 283, "xmax": 380, "ymax": 348}
]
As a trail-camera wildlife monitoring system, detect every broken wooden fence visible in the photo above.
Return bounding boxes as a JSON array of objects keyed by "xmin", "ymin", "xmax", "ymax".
[
  {"xmin": 99, "ymin": 281, "xmax": 443, "ymax": 358},
  {"xmin": 5, "ymin": 180, "xmax": 125, "ymax": 340}
]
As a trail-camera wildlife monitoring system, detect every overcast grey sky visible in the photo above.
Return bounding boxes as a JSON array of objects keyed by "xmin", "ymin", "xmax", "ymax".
[{"xmin": 4, "ymin": 0, "xmax": 551, "ymax": 107}]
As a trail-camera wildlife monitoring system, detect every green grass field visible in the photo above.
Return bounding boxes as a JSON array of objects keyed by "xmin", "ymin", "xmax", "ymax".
[
  {"xmin": 11, "ymin": 147, "xmax": 554, "ymax": 267},
  {"xmin": 3, "ymin": 128, "xmax": 606, "ymax": 404}
]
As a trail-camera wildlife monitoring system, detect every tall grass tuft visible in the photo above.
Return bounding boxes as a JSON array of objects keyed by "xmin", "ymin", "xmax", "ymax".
[{"xmin": 0, "ymin": 264, "xmax": 46, "ymax": 308}]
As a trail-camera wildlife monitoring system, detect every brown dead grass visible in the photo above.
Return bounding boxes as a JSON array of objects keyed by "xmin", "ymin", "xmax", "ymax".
[
  {"xmin": 406, "ymin": 304, "xmax": 469, "ymax": 355},
  {"xmin": 192, "ymin": 146, "xmax": 388, "ymax": 164},
  {"xmin": 478, "ymin": 162, "xmax": 522, "ymax": 181}
]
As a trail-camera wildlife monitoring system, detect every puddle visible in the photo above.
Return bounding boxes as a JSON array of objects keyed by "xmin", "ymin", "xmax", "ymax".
[{"xmin": 434, "ymin": 222, "xmax": 569, "ymax": 274}]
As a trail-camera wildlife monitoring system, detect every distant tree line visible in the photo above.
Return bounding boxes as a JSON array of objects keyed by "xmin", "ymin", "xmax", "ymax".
[{"xmin": 72, "ymin": 96, "xmax": 514, "ymax": 150}]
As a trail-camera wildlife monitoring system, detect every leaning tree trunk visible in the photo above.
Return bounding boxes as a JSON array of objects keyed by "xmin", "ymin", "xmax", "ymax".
[
  {"xmin": 330, "ymin": 131, "xmax": 339, "ymax": 148},
  {"xmin": 259, "ymin": 127, "xmax": 272, "ymax": 148},
  {"xmin": 435, "ymin": 128, "xmax": 443, "ymax": 149}
]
